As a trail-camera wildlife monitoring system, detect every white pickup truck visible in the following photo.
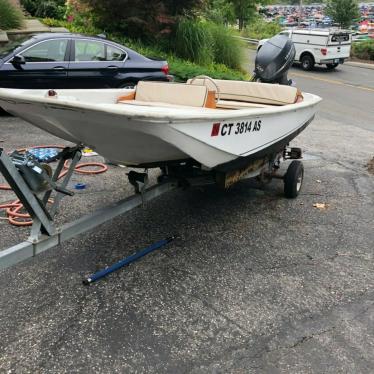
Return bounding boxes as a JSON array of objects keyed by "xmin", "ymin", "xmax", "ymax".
[{"xmin": 258, "ymin": 29, "xmax": 352, "ymax": 71}]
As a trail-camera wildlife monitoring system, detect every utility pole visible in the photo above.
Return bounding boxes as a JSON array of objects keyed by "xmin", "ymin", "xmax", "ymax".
[{"xmin": 298, "ymin": 0, "xmax": 303, "ymax": 27}]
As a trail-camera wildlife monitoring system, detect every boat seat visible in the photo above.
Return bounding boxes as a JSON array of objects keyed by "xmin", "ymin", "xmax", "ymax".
[
  {"xmin": 216, "ymin": 100, "xmax": 270, "ymax": 109},
  {"xmin": 116, "ymin": 100, "xmax": 216, "ymax": 110},
  {"xmin": 187, "ymin": 78, "xmax": 301, "ymax": 105},
  {"xmin": 117, "ymin": 81, "xmax": 216, "ymax": 108}
]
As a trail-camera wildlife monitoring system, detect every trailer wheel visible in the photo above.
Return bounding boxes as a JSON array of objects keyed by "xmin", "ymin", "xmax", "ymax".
[
  {"xmin": 301, "ymin": 54, "xmax": 314, "ymax": 71},
  {"xmin": 284, "ymin": 161, "xmax": 304, "ymax": 198}
]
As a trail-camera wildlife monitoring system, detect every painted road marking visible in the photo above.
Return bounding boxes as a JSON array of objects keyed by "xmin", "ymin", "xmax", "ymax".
[{"xmin": 291, "ymin": 72, "xmax": 374, "ymax": 93}]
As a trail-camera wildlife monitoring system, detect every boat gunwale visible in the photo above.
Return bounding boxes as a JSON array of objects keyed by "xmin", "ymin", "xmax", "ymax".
[{"xmin": 0, "ymin": 88, "xmax": 322, "ymax": 123}]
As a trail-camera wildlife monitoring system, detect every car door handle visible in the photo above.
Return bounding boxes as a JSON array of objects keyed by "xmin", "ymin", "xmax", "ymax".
[
  {"xmin": 53, "ymin": 66, "xmax": 65, "ymax": 71},
  {"xmin": 106, "ymin": 66, "xmax": 119, "ymax": 70}
]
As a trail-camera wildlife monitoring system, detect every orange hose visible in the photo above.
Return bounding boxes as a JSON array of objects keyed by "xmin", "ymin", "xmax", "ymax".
[{"xmin": 0, "ymin": 145, "xmax": 107, "ymax": 227}]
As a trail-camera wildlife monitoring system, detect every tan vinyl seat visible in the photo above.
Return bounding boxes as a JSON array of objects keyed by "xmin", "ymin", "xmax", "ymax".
[
  {"xmin": 216, "ymin": 100, "xmax": 270, "ymax": 109},
  {"xmin": 117, "ymin": 81, "xmax": 215, "ymax": 108},
  {"xmin": 187, "ymin": 78, "xmax": 299, "ymax": 106}
]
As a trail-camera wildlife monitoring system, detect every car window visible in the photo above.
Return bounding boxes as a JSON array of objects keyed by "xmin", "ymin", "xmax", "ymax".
[
  {"xmin": 21, "ymin": 39, "xmax": 68, "ymax": 62},
  {"xmin": 0, "ymin": 35, "xmax": 31, "ymax": 59},
  {"xmin": 75, "ymin": 40, "xmax": 105, "ymax": 61},
  {"xmin": 107, "ymin": 45, "xmax": 126, "ymax": 61}
]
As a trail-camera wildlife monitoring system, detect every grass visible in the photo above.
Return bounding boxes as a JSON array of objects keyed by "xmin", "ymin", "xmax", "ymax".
[
  {"xmin": 209, "ymin": 23, "xmax": 244, "ymax": 70},
  {"xmin": 173, "ymin": 18, "xmax": 245, "ymax": 70},
  {"xmin": 351, "ymin": 40, "xmax": 374, "ymax": 61},
  {"xmin": 0, "ymin": 0, "xmax": 24, "ymax": 30},
  {"xmin": 174, "ymin": 18, "xmax": 214, "ymax": 65}
]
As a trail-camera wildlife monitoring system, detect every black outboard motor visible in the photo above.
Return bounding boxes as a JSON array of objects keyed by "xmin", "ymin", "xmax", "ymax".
[{"xmin": 253, "ymin": 34, "xmax": 295, "ymax": 86}]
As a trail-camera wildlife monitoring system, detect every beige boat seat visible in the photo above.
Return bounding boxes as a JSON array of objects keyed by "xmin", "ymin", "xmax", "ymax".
[
  {"xmin": 187, "ymin": 77, "xmax": 301, "ymax": 106},
  {"xmin": 215, "ymin": 100, "xmax": 270, "ymax": 109},
  {"xmin": 117, "ymin": 81, "xmax": 216, "ymax": 108}
]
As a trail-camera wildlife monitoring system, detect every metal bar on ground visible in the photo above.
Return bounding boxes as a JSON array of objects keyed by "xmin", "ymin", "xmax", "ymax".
[
  {"xmin": 83, "ymin": 236, "xmax": 176, "ymax": 285},
  {"xmin": 0, "ymin": 180, "xmax": 177, "ymax": 271}
]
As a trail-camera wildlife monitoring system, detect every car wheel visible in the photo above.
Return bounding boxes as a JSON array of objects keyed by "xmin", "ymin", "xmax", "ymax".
[
  {"xmin": 301, "ymin": 55, "xmax": 314, "ymax": 71},
  {"xmin": 326, "ymin": 63, "xmax": 339, "ymax": 70},
  {"xmin": 119, "ymin": 81, "xmax": 137, "ymax": 89}
]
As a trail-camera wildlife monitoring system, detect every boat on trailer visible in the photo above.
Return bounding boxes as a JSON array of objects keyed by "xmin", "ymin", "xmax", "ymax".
[
  {"xmin": 0, "ymin": 35, "xmax": 322, "ymax": 270},
  {"xmin": 0, "ymin": 77, "xmax": 321, "ymax": 190},
  {"xmin": 0, "ymin": 34, "xmax": 321, "ymax": 196}
]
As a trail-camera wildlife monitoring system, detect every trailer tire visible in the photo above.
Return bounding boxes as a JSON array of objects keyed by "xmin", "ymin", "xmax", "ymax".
[
  {"xmin": 300, "ymin": 54, "xmax": 314, "ymax": 71},
  {"xmin": 284, "ymin": 161, "xmax": 304, "ymax": 198}
]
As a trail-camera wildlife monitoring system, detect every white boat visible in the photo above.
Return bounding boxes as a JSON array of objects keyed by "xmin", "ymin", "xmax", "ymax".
[{"xmin": 0, "ymin": 78, "xmax": 321, "ymax": 172}]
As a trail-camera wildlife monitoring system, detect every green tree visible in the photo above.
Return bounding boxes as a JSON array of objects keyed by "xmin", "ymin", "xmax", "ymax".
[
  {"xmin": 229, "ymin": 0, "xmax": 257, "ymax": 30},
  {"xmin": 325, "ymin": 0, "xmax": 359, "ymax": 28},
  {"xmin": 205, "ymin": 0, "xmax": 236, "ymax": 25}
]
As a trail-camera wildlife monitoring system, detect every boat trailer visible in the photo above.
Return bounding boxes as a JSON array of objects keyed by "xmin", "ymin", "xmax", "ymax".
[{"xmin": 0, "ymin": 145, "xmax": 304, "ymax": 271}]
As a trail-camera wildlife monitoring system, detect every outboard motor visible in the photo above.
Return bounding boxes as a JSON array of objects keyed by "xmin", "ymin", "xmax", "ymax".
[{"xmin": 253, "ymin": 34, "xmax": 295, "ymax": 86}]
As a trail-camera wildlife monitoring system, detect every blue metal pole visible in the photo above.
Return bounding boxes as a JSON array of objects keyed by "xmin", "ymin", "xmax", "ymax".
[{"xmin": 83, "ymin": 236, "xmax": 175, "ymax": 285}]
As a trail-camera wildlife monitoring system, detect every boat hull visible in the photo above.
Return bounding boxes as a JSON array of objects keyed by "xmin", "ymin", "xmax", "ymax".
[{"xmin": 0, "ymin": 88, "xmax": 321, "ymax": 170}]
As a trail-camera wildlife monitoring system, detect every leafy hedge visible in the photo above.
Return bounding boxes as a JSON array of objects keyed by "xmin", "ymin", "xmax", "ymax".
[
  {"xmin": 351, "ymin": 40, "xmax": 374, "ymax": 61},
  {"xmin": 21, "ymin": 0, "xmax": 65, "ymax": 19},
  {"xmin": 42, "ymin": 18, "xmax": 249, "ymax": 82},
  {"xmin": 0, "ymin": 0, "xmax": 24, "ymax": 30}
]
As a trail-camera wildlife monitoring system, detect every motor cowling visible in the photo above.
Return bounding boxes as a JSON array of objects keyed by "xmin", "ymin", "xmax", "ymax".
[{"xmin": 253, "ymin": 34, "xmax": 295, "ymax": 85}]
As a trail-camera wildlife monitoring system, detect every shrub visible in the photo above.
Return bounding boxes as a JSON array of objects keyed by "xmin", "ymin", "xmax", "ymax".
[
  {"xmin": 208, "ymin": 23, "xmax": 244, "ymax": 70},
  {"xmin": 174, "ymin": 18, "xmax": 214, "ymax": 65},
  {"xmin": 168, "ymin": 57, "xmax": 249, "ymax": 82},
  {"xmin": 242, "ymin": 18, "xmax": 282, "ymax": 40},
  {"xmin": 35, "ymin": 1, "xmax": 65, "ymax": 19},
  {"xmin": 114, "ymin": 35, "xmax": 248, "ymax": 81},
  {"xmin": 0, "ymin": 0, "xmax": 24, "ymax": 30},
  {"xmin": 42, "ymin": 17, "xmax": 100, "ymax": 35},
  {"xmin": 351, "ymin": 40, "xmax": 374, "ymax": 61},
  {"xmin": 174, "ymin": 18, "xmax": 245, "ymax": 69},
  {"xmin": 21, "ymin": 0, "xmax": 65, "ymax": 19}
]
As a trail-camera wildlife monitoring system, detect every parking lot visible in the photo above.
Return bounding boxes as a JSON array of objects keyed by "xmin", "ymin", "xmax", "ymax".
[{"xmin": 0, "ymin": 59, "xmax": 373, "ymax": 373}]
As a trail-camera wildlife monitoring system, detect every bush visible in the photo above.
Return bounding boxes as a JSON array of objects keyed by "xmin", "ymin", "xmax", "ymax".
[
  {"xmin": 174, "ymin": 18, "xmax": 245, "ymax": 69},
  {"xmin": 35, "ymin": 1, "xmax": 64, "ymax": 19},
  {"xmin": 168, "ymin": 57, "xmax": 249, "ymax": 82},
  {"xmin": 174, "ymin": 18, "xmax": 214, "ymax": 65},
  {"xmin": 208, "ymin": 23, "xmax": 244, "ymax": 70},
  {"xmin": 351, "ymin": 40, "xmax": 374, "ymax": 61},
  {"xmin": 242, "ymin": 18, "xmax": 282, "ymax": 40},
  {"xmin": 21, "ymin": 0, "xmax": 65, "ymax": 19},
  {"xmin": 0, "ymin": 0, "xmax": 24, "ymax": 30},
  {"xmin": 114, "ymin": 35, "xmax": 248, "ymax": 81}
]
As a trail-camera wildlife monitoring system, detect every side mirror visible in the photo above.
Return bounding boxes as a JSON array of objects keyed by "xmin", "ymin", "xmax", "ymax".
[{"xmin": 11, "ymin": 55, "xmax": 26, "ymax": 65}]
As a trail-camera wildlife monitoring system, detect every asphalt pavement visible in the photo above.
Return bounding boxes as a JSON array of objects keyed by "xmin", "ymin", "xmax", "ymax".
[{"xmin": 0, "ymin": 56, "xmax": 373, "ymax": 373}]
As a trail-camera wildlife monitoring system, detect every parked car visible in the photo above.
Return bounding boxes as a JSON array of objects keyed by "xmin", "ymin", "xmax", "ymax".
[
  {"xmin": 258, "ymin": 29, "xmax": 352, "ymax": 71},
  {"xmin": 0, "ymin": 33, "xmax": 172, "ymax": 89}
]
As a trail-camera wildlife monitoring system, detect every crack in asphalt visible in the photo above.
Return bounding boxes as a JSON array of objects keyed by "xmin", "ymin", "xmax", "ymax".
[{"xmin": 204, "ymin": 299, "xmax": 374, "ymax": 372}]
